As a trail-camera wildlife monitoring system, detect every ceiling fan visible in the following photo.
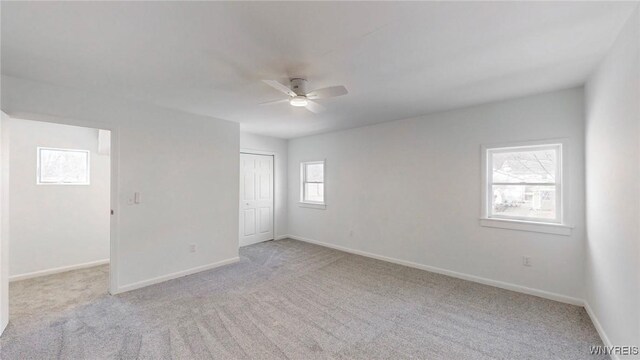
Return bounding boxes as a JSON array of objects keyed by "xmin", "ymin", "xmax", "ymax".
[{"xmin": 261, "ymin": 78, "xmax": 348, "ymax": 113}]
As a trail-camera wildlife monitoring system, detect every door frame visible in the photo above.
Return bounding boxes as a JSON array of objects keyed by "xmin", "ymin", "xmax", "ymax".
[
  {"xmin": 0, "ymin": 111, "xmax": 120, "ymax": 323},
  {"xmin": 0, "ymin": 111, "xmax": 9, "ymax": 336},
  {"xmin": 239, "ymin": 149, "xmax": 276, "ymax": 246}
]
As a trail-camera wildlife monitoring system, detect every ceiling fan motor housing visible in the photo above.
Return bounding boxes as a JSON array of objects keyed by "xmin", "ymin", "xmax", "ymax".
[{"xmin": 290, "ymin": 78, "xmax": 308, "ymax": 96}]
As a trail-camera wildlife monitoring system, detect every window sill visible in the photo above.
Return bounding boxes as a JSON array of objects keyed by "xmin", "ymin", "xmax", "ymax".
[
  {"xmin": 299, "ymin": 202, "xmax": 326, "ymax": 210},
  {"xmin": 479, "ymin": 218, "xmax": 573, "ymax": 236}
]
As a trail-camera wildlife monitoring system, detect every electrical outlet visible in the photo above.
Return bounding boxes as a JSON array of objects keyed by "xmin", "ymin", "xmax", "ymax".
[
  {"xmin": 523, "ymin": 256, "xmax": 532, "ymax": 267},
  {"xmin": 189, "ymin": 244, "xmax": 197, "ymax": 253}
]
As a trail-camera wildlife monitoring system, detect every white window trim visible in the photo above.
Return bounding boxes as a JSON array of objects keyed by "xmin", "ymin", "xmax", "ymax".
[
  {"xmin": 299, "ymin": 202, "xmax": 327, "ymax": 210},
  {"xmin": 478, "ymin": 218, "xmax": 573, "ymax": 236},
  {"xmin": 36, "ymin": 147, "xmax": 91, "ymax": 185},
  {"xmin": 299, "ymin": 160, "xmax": 326, "ymax": 209},
  {"xmin": 480, "ymin": 139, "xmax": 572, "ymax": 236}
]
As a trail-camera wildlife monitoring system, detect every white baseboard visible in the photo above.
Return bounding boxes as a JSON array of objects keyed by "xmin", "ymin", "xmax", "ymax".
[
  {"xmin": 275, "ymin": 234, "xmax": 289, "ymax": 240},
  {"xmin": 584, "ymin": 301, "xmax": 619, "ymax": 360},
  {"xmin": 113, "ymin": 257, "xmax": 239, "ymax": 294},
  {"xmin": 0, "ymin": 316, "xmax": 7, "ymax": 338},
  {"xmin": 287, "ymin": 234, "xmax": 584, "ymax": 306},
  {"xmin": 9, "ymin": 259, "xmax": 110, "ymax": 282}
]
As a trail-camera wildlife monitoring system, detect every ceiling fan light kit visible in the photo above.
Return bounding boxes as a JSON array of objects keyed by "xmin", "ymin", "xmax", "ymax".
[
  {"xmin": 289, "ymin": 96, "xmax": 308, "ymax": 107},
  {"xmin": 262, "ymin": 78, "xmax": 348, "ymax": 114}
]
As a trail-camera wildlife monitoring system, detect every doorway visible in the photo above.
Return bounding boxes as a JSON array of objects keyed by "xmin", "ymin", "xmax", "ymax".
[
  {"xmin": 239, "ymin": 153, "xmax": 274, "ymax": 247},
  {"xmin": 1, "ymin": 117, "xmax": 112, "ymax": 335}
]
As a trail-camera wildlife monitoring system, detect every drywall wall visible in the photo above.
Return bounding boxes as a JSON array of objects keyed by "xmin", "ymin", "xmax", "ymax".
[
  {"xmin": 7, "ymin": 119, "xmax": 110, "ymax": 280},
  {"xmin": 0, "ymin": 112, "xmax": 9, "ymax": 335},
  {"xmin": 1, "ymin": 75, "xmax": 240, "ymax": 292},
  {"xmin": 585, "ymin": 6, "xmax": 640, "ymax": 354},
  {"xmin": 288, "ymin": 88, "xmax": 586, "ymax": 302},
  {"xmin": 240, "ymin": 132, "xmax": 288, "ymax": 239}
]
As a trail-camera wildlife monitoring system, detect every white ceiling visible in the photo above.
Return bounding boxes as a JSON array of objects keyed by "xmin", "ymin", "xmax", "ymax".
[{"xmin": 1, "ymin": 2, "xmax": 637, "ymax": 139}]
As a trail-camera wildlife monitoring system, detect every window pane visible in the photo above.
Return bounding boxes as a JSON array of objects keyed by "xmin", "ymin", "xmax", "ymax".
[
  {"xmin": 305, "ymin": 163, "xmax": 324, "ymax": 182},
  {"xmin": 491, "ymin": 185, "xmax": 556, "ymax": 220},
  {"xmin": 39, "ymin": 148, "xmax": 89, "ymax": 184},
  {"xmin": 492, "ymin": 148, "xmax": 556, "ymax": 183},
  {"xmin": 304, "ymin": 183, "xmax": 324, "ymax": 203}
]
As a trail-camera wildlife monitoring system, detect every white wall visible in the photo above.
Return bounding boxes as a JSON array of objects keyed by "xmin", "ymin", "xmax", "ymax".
[
  {"xmin": 0, "ymin": 111, "xmax": 9, "ymax": 335},
  {"xmin": 288, "ymin": 88, "xmax": 586, "ymax": 302},
  {"xmin": 7, "ymin": 119, "xmax": 110, "ymax": 280},
  {"xmin": 240, "ymin": 132, "xmax": 288, "ymax": 239},
  {"xmin": 1, "ymin": 75, "xmax": 240, "ymax": 292},
  {"xmin": 585, "ymin": 6, "xmax": 640, "ymax": 354}
]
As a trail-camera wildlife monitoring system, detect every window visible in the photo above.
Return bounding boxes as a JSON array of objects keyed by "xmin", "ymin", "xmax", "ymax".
[
  {"xmin": 300, "ymin": 161, "xmax": 325, "ymax": 205},
  {"xmin": 485, "ymin": 143, "xmax": 561, "ymax": 224},
  {"xmin": 37, "ymin": 147, "xmax": 90, "ymax": 185}
]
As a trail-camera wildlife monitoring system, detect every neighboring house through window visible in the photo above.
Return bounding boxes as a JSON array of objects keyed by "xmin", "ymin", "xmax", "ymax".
[{"xmin": 484, "ymin": 142, "xmax": 562, "ymax": 223}]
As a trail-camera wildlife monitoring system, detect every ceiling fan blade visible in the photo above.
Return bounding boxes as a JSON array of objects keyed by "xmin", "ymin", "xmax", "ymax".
[
  {"xmin": 262, "ymin": 80, "xmax": 296, "ymax": 97},
  {"xmin": 306, "ymin": 85, "xmax": 348, "ymax": 99},
  {"xmin": 259, "ymin": 98, "xmax": 289, "ymax": 106},
  {"xmin": 305, "ymin": 100, "xmax": 325, "ymax": 114}
]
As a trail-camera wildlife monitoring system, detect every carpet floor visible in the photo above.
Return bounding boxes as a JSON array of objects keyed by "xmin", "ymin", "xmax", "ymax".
[{"xmin": 0, "ymin": 239, "xmax": 606, "ymax": 359}]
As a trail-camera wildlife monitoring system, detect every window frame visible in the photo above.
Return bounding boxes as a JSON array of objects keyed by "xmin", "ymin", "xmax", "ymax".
[
  {"xmin": 300, "ymin": 160, "xmax": 325, "ymax": 206},
  {"xmin": 480, "ymin": 139, "xmax": 572, "ymax": 234},
  {"xmin": 486, "ymin": 143, "xmax": 562, "ymax": 224},
  {"xmin": 36, "ymin": 146, "xmax": 91, "ymax": 185}
]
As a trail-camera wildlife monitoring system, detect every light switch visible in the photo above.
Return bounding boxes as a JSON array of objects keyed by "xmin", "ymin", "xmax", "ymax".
[{"xmin": 134, "ymin": 192, "xmax": 141, "ymax": 204}]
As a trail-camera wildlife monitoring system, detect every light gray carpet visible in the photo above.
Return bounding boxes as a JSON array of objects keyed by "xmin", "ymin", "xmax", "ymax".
[{"xmin": 1, "ymin": 239, "xmax": 606, "ymax": 359}]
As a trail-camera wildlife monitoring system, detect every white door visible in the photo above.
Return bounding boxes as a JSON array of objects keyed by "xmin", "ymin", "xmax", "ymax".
[{"xmin": 239, "ymin": 153, "xmax": 274, "ymax": 247}]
